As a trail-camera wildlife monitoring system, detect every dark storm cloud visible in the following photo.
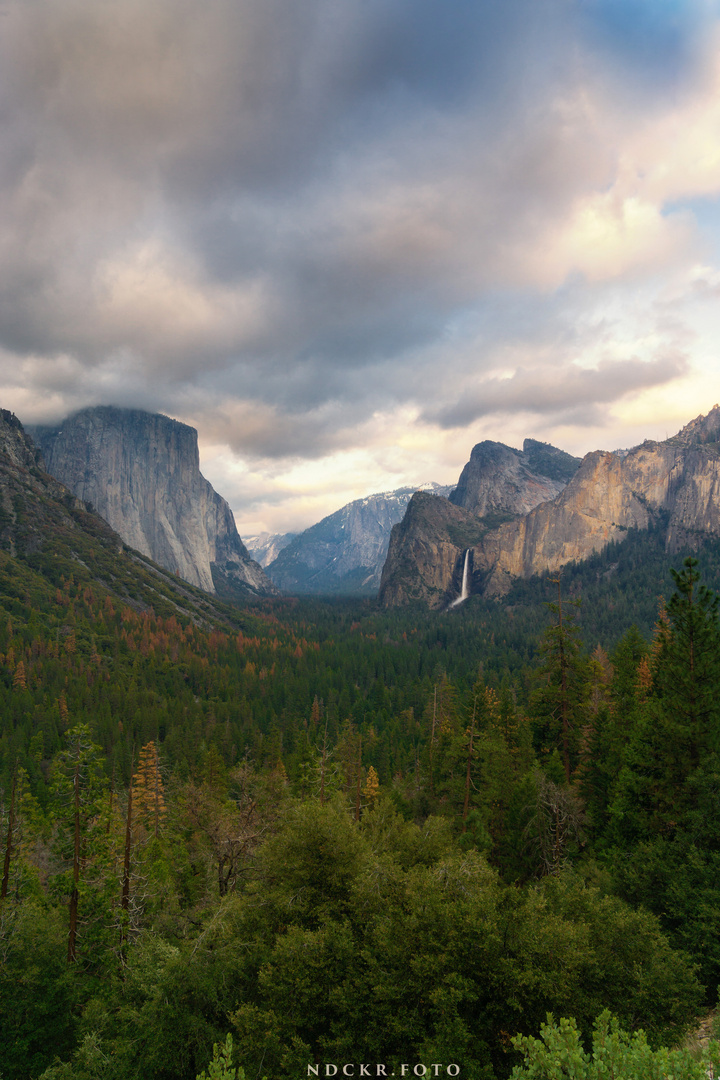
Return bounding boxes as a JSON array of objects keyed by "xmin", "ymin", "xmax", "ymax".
[{"xmin": 0, "ymin": 0, "xmax": 712, "ymax": 461}]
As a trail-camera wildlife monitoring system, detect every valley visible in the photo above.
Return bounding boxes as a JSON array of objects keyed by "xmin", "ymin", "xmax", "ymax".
[{"xmin": 2, "ymin": 406, "xmax": 720, "ymax": 1079}]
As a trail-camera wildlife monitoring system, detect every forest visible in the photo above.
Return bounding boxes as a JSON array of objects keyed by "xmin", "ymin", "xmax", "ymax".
[{"xmin": 3, "ymin": 521, "xmax": 720, "ymax": 1079}]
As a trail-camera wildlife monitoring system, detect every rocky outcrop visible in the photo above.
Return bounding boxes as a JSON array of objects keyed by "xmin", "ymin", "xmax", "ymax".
[
  {"xmin": 474, "ymin": 414, "xmax": 720, "ymax": 597},
  {"xmin": 267, "ymin": 483, "xmax": 452, "ymax": 595},
  {"xmin": 449, "ymin": 439, "xmax": 580, "ymax": 519},
  {"xmin": 379, "ymin": 492, "xmax": 487, "ymax": 607},
  {"xmin": 379, "ymin": 435, "xmax": 580, "ymax": 608},
  {"xmin": 30, "ymin": 406, "xmax": 276, "ymax": 599},
  {"xmin": 0, "ymin": 409, "xmax": 45, "ymax": 474},
  {"xmin": 380, "ymin": 406, "xmax": 720, "ymax": 607}
]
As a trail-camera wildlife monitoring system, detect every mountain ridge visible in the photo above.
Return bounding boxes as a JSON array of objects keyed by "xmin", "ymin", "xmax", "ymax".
[
  {"xmin": 449, "ymin": 437, "xmax": 580, "ymax": 518},
  {"xmin": 379, "ymin": 406, "xmax": 720, "ymax": 608},
  {"xmin": 243, "ymin": 531, "xmax": 297, "ymax": 568},
  {"xmin": 266, "ymin": 482, "xmax": 453, "ymax": 595}
]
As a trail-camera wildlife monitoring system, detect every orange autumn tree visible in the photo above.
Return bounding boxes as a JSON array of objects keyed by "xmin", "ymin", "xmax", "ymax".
[{"xmin": 132, "ymin": 742, "xmax": 166, "ymax": 838}]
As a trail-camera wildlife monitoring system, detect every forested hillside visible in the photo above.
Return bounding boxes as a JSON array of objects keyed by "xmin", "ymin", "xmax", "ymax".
[{"xmin": 3, "ymin": 419, "xmax": 720, "ymax": 1078}]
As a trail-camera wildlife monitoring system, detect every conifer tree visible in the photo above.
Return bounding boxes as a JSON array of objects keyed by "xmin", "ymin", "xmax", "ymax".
[
  {"xmin": 51, "ymin": 725, "xmax": 107, "ymax": 963},
  {"xmin": 657, "ymin": 557, "xmax": 720, "ymax": 769},
  {"xmin": 362, "ymin": 765, "xmax": 380, "ymax": 808},
  {"xmin": 120, "ymin": 751, "xmax": 134, "ymax": 957},
  {"xmin": 606, "ymin": 561, "xmax": 720, "ymax": 988},
  {"xmin": 609, "ymin": 559, "xmax": 720, "ymax": 844},
  {"xmin": 532, "ymin": 578, "xmax": 591, "ymax": 783},
  {"xmin": 462, "ymin": 696, "xmax": 478, "ymax": 831},
  {"xmin": 1, "ymin": 768, "xmax": 17, "ymax": 901},
  {"xmin": 132, "ymin": 741, "xmax": 166, "ymax": 837},
  {"xmin": 12, "ymin": 660, "xmax": 26, "ymax": 691}
]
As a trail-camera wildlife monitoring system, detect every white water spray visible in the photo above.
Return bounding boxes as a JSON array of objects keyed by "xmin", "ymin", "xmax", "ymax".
[{"xmin": 449, "ymin": 549, "xmax": 471, "ymax": 608}]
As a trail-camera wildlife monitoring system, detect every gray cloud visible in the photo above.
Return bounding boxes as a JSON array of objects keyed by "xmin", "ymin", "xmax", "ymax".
[
  {"xmin": 0, "ymin": 0, "xmax": 713, "ymax": 478},
  {"xmin": 424, "ymin": 353, "xmax": 691, "ymax": 429}
]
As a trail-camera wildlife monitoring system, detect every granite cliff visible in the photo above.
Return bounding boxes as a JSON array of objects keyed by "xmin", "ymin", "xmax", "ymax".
[
  {"xmin": 0, "ymin": 408, "xmax": 253, "ymax": 627},
  {"xmin": 267, "ymin": 483, "xmax": 452, "ymax": 595},
  {"xmin": 449, "ymin": 438, "xmax": 580, "ymax": 519},
  {"xmin": 30, "ymin": 407, "xmax": 276, "ymax": 600},
  {"xmin": 378, "ymin": 492, "xmax": 487, "ymax": 607},
  {"xmin": 379, "ymin": 407, "xmax": 720, "ymax": 608}
]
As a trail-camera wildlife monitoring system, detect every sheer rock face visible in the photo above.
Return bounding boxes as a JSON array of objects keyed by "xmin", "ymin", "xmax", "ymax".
[
  {"xmin": 449, "ymin": 439, "xmax": 580, "ymax": 518},
  {"xmin": 380, "ymin": 407, "xmax": 720, "ymax": 607},
  {"xmin": 30, "ymin": 407, "xmax": 276, "ymax": 598},
  {"xmin": 267, "ymin": 483, "xmax": 452, "ymax": 595},
  {"xmin": 379, "ymin": 435, "xmax": 580, "ymax": 609},
  {"xmin": 379, "ymin": 492, "xmax": 487, "ymax": 608},
  {"xmin": 476, "ymin": 409, "xmax": 720, "ymax": 597}
]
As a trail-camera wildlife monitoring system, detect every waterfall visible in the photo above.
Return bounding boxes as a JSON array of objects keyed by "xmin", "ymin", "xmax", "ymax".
[{"xmin": 449, "ymin": 549, "xmax": 471, "ymax": 608}]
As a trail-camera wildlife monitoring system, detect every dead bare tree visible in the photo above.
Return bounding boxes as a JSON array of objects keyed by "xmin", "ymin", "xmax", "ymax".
[{"xmin": 530, "ymin": 771, "xmax": 586, "ymax": 876}]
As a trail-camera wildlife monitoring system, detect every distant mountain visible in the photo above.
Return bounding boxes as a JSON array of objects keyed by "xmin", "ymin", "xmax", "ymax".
[
  {"xmin": 29, "ymin": 406, "xmax": 276, "ymax": 602},
  {"xmin": 243, "ymin": 531, "xmax": 297, "ymax": 568},
  {"xmin": 380, "ymin": 407, "xmax": 720, "ymax": 608},
  {"xmin": 267, "ymin": 482, "xmax": 452, "ymax": 595}
]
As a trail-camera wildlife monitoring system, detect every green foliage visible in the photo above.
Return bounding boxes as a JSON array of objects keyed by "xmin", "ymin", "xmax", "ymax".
[
  {"xmin": 0, "ymin": 902, "xmax": 76, "ymax": 1079},
  {"xmin": 5, "ymin": 479, "xmax": 720, "ymax": 1079},
  {"xmin": 510, "ymin": 1011, "xmax": 720, "ymax": 1080},
  {"xmin": 530, "ymin": 587, "xmax": 591, "ymax": 783},
  {"xmin": 228, "ymin": 807, "xmax": 700, "ymax": 1079},
  {"xmin": 38, "ymin": 1033, "xmax": 111, "ymax": 1080},
  {"xmin": 603, "ymin": 559, "xmax": 720, "ymax": 989},
  {"xmin": 662, "ymin": 558, "xmax": 720, "ymax": 748},
  {"xmin": 196, "ymin": 1035, "xmax": 250, "ymax": 1080}
]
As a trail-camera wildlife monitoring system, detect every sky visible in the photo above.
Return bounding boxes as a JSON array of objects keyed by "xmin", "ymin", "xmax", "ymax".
[{"xmin": 2, "ymin": 0, "xmax": 720, "ymax": 535}]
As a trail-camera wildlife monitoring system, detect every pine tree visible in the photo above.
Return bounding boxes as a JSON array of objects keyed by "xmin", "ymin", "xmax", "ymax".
[
  {"xmin": 120, "ymin": 751, "xmax": 134, "ymax": 957},
  {"xmin": 50, "ymin": 725, "xmax": 107, "ymax": 963},
  {"xmin": 362, "ymin": 765, "xmax": 380, "ymax": 809},
  {"xmin": 531, "ymin": 578, "xmax": 591, "ymax": 783},
  {"xmin": 579, "ymin": 628, "xmax": 646, "ymax": 837},
  {"xmin": 606, "ymin": 562, "xmax": 720, "ymax": 989},
  {"xmin": 12, "ymin": 660, "xmax": 26, "ymax": 691},
  {"xmin": 657, "ymin": 557, "xmax": 720, "ymax": 769},
  {"xmin": 609, "ymin": 559, "xmax": 720, "ymax": 845},
  {"xmin": 1, "ymin": 767, "xmax": 19, "ymax": 900},
  {"xmin": 132, "ymin": 742, "xmax": 166, "ymax": 837}
]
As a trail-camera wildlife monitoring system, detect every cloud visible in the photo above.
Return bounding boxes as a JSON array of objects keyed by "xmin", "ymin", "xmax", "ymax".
[
  {"xmin": 0, "ymin": 1, "xmax": 639, "ymax": 368},
  {"xmin": 425, "ymin": 354, "xmax": 690, "ymax": 429},
  {"xmin": 1, "ymin": 0, "xmax": 720, "ymax": 528}
]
